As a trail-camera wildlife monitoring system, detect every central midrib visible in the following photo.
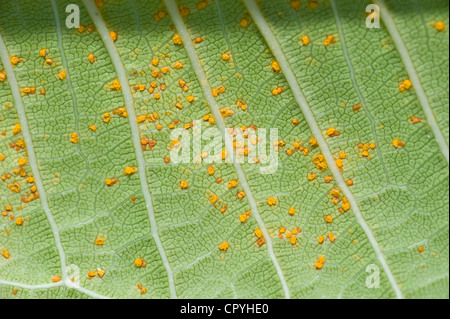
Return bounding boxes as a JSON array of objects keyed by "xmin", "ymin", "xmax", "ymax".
[{"xmin": 164, "ymin": 0, "xmax": 291, "ymax": 299}]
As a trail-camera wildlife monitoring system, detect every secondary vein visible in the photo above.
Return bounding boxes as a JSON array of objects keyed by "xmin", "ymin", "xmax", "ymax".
[
  {"xmin": 375, "ymin": 0, "xmax": 449, "ymax": 165},
  {"xmin": 0, "ymin": 279, "xmax": 65, "ymax": 290},
  {"xmin": 164, "ymin": 0, "xmax": 291, "ymax": 299},
  {"xmin": 243, "ymin": 0, "xmax": 403, "ymax": 299},
  {"xmin": 330, "ymin": 0, "xmax": 391, "ymax": 184},
  {"xmin": 50, "ymin": 0, "xmax": 89, "ymax": 166},
  {"xmin": 0, "ymin": 33, "xmax": 69, "ymax": 284},
  {"xmin": 82, "ymin": 0, "xmax": 177, "ymax": 299}
]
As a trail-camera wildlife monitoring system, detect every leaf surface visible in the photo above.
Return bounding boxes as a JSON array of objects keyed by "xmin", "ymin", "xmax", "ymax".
[{"xmin": 0, "ymin": 0, "xmax": 448, "ymax": 299}]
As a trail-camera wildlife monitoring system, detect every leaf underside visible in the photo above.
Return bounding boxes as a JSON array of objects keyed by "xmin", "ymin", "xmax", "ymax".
[{"xmin": 0, "ymin": 0, "xmax": 448, "ymax": 299}]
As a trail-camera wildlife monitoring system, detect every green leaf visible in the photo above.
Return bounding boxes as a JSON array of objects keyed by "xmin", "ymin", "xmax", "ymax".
[{"xmin": 0, "ymin": 0, "xmax": 448, "ymax": 299}]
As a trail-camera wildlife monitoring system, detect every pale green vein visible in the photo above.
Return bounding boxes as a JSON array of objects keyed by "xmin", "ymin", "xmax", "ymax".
[
  {"xmin": 82, "ymin": 0, "xmax": 176, "ymax": 299},
  {"xmin": 0, "ymin": 279, "xmax": 64, "ymax": 290},
  {"xmin": 0, "ymin": 279, "xmax": 111, "ymax": 299},
  {"xmin": 375, "ymin": 0, "xmax": 449, "ymax": 165},
  {"xmin": 71, "ymin": 285, "xmax": 111, "ymax": 299},
  {"xmin": 330, "ymin": 0, "xmax": 391, "ymax": 184},
  {"xmin": 51, "ymin": 0, "xmax": 79, "ymax": 135},
  {"xmin": 0, "ymin": 33, "xmax": 68, "ymax": 284},
  {"xmin": 50, "ymin": 0, "xmax": 88, "ymax": 166},
  {"xmin": 215, "ymin": 0, "xmax": 242, "ymax": 74},
  {"xmin": 243, "ymin": 0, "xmax": 403, "ymax": 299},
  {"xmin": 164, "ymin": 0, "xmax": 291, "ymax": 299}
]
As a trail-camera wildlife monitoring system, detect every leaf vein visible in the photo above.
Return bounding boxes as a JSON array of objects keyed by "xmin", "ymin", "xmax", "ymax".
[
  {"xmin": 82, "ymin": 0, "xmax": 177, "ymax": 299},
  {"xmin": 243, "ymin": 0, "xmax": 403, "ymax": 299},
  {"xmin": 330, "ymin": 0, "xmax": 391, "ymax": 184},
  {"xmin": 0, "ymin": 32, "xmax": 69, "ymax": 284},
  {"xmin": 164, "ymin": 0, "xmax": 291, "ymax": 299},
  {"xmin": 375, "ymin": 0, "xmax": 449, "ymax": 165}
]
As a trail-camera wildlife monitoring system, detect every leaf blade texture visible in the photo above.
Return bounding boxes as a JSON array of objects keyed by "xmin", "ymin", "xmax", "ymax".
[{"xmin": 0, "ymin": 0, "xmax": 448, "ymax": 299}]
